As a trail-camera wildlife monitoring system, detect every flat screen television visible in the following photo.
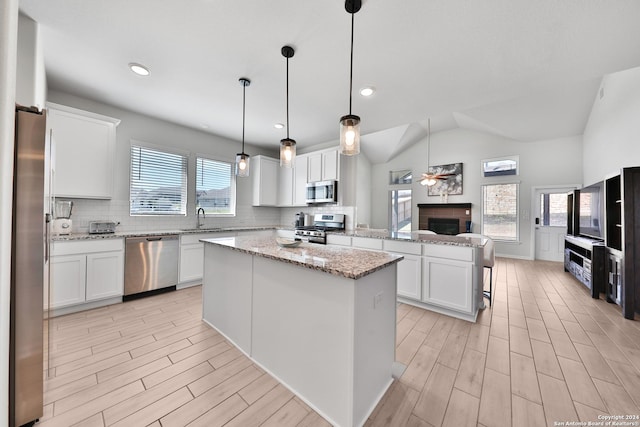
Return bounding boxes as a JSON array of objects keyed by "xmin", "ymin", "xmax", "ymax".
[{"xmin": 578, "ymin": 181, "xmax": 604, "ymax": 240}]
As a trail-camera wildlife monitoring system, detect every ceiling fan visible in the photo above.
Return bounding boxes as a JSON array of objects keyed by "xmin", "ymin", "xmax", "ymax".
[{"xmin": 419, "ymin": 118, "xmax": 455, "ymax": 186}]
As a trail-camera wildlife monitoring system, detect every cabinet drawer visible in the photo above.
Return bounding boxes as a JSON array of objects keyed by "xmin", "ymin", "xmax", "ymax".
[
  {"xmin": 383, "ymin": 240, "xmax": 422, "ymax": 255},
  {"xmin": 52, "ymin": 238, "xmax": 123, "ymax": 256},
  {"xmin": 352, "ymin": 237, "xmax": 383, "ymax": 250},
  {"xmin": 327, "ymin": 234, "xmax": 352, "ymax": 246},
  {"xmin": 422, "ymin": 244, "xmax": 473, "ymax": 262}
]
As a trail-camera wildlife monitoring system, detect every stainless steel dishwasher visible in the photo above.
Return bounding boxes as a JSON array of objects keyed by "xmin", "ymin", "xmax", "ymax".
[{"xmin": 124, "ymin": 235, "xmax": 179, "ymax": 297}]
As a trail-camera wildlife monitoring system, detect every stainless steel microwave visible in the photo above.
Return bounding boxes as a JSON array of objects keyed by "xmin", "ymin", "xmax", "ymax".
[{"xmin": 306, "ymin": 180, "xmax": 337, "ymax": 204}]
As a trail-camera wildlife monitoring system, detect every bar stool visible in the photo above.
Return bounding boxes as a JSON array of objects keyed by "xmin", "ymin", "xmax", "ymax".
[{"xmin": 457, "ymin": 233, "xmax": 495, "ymax": 306}]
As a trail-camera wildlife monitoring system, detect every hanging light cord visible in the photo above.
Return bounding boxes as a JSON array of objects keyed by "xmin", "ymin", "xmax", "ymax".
[
  {"xmin": 286, "ymin": 55, "xmax": 290, "ymax": 139},
  {"xmin": 348, "ymin": 10, "xmax": 355, "ymax": 114},
  {"xmin": 241, "ymin": 82, "xmax": 246, "ymax": 153},
  {"xmin": 427, "ymin": 118, "xmax": 431, "ymax": 168}
]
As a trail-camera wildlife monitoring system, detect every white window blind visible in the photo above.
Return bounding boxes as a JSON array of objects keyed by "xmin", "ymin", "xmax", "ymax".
[
  {"xmin": 130, "ymin": 145, "xmax": 188, "ymax": 215},
  {"xmin": 196, "ymin": 157, "xmax": 236, "ymax": 215}
]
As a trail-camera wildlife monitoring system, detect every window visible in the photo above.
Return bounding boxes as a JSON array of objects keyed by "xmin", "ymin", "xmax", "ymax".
[
  {"xmin": 482, "ymin": 183, "xmax": 518, "ymax": 241},
  {"xmin": 540, "ymin": 192, "xmax": 567, "ymax": 227},
  {"xmin": 130, "ymin": 144, "xmax": 188, "ymax": 215},
  {"xmin": 482, "ymin": 156, "xmax": 518, "ymax": 177},
  {"xmin": 389, "ymin": 169, "xmax": 412, "ymax": 185},
  {"xmin": 196, "ymin": 156, "xmax": 236, "ymax": 216},
  {"xmin": 390, "ymin": 189, "xmax": 412, "ymax": 232}
]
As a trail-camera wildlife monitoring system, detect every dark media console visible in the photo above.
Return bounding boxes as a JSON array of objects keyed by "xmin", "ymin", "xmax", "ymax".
[
  {"xmin": 565, "ymin": 167, "xmax": 640, "ymax": 319},
  {"xmin": 564, "ymin": 235, "xmax": 605, "ymax": 298}
]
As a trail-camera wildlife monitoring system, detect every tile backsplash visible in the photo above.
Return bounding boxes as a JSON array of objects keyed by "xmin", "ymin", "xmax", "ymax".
[{"xmin": 64, "ymin": 198, "xmax": 282, "ymax": 233}]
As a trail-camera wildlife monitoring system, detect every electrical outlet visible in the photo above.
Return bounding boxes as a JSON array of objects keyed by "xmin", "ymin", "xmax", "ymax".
[
  {"xmin": 374, "ymin": 292, "xmax": 383, "ymax": 309},
  {"xmin": 521, "ymin": 209, "xmax": 529, "ymax": 221}
]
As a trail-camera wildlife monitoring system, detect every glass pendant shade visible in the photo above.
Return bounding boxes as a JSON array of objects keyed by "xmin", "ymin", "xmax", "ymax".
[
  {"xmin": 235, "ymin": 152, "xmax": 250, "ymax": 177},
  {"xmin": 280, "ymin": 138, "xmax": 296, "ymax": 168},
  {"xmin": 339, "ymin": 114, "xmax": 360, "ymax": 156}
]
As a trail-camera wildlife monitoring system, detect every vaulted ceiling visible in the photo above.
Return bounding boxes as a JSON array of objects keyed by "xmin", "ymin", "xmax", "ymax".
[{"xmin": 19, "ymin": 0, "xmax": 640, "ymax": 163}]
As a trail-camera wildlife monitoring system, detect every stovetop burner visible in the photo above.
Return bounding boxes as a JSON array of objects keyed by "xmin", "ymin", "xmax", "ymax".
[{"xmin": 294, "ymin": 213, "xmax": 345, "ymax": 244}]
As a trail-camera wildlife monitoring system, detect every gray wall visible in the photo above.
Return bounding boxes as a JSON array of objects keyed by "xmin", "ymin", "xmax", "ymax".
[
  {"xmin": 48, "ymin": 90, "xmax": 282, "ymax": 232},
  {"xmin": 583, "ymin": 66, "xmax": 640, "ymax": 185},
  {"xmin": 370, "ymin": 128, "xmax": 583, "ymax": 259}
]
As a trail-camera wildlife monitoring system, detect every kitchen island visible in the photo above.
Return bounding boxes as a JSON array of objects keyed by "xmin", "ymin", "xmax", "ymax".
[{"xmin": 201, "ymin": 235, "xmax": 403, "ymax": 427}]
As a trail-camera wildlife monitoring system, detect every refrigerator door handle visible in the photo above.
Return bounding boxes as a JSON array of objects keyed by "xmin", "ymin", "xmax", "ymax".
[{"xmin": 45, "ymin": 213, "xmax": 51, "ymax": 262}]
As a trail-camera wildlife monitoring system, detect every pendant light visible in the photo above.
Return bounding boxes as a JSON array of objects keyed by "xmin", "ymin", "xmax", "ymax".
[
  {"xmin": 280, "ymin": 45, "xmax": 296, "ymax": 168},
  {"xmin": 236, "ymin": 77, "xmax": 251, "ymax": 177},
  {"xmin": 339, "ymin": 0, "xmax": 362, "ymax": 156}
]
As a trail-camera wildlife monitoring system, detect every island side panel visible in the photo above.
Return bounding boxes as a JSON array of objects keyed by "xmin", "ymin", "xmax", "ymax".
[
  {"xmin": 251, "ymin": 256, "xmax": 354, "ymax": 427},
  {"xmin": 352, "ymin": 265, "xmax": 397, "ymax": 426},
  {"xmin": 202, "ymin": 243, "xmax": 253, "ymax": 354}
]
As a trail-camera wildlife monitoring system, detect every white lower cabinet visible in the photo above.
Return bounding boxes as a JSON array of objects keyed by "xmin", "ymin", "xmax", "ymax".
[
  {"xmin": 329, "ymin": 236, "xmax": 481, "ymax": 321},
  {"xmin": 50, "ymin": 239, "xmax": 124, "ymax": 310},
  {"xmin": 395, "ymin": 254, "xmax": 422, "ymax": 300},
  {"xmin": 50, "ymin": 254, "xmax": 86, "ymax": 308},
  {"xmin": 179, "ymin": 232, "xmax": 236, "ymax": 283},
  {"xmin": 422, "ymin": 257, "xmax": 473, "ymax": 313},
  {"xmin": 86, "ymin": 251, "xmax": 124, "ymax": 301}
]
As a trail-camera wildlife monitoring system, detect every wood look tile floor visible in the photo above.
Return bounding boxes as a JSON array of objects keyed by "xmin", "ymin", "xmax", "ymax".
[{"xmin": 38, "ymin": 258, "xmax": 640, "ymax": 427}]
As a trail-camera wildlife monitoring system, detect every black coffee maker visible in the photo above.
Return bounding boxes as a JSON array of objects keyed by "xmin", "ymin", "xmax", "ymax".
[{"xmin": 295, "ymin": 212, "xmax": 305, "ymax": 227}]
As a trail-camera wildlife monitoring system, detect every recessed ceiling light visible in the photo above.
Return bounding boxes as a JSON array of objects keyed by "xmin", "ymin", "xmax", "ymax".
[
  {"xmin": 274, "ymin": 123, "xmax": 285, "ymax": 129},
  {"xmin": 200, "ymin": 124, "xmax": 209, "ymax": 129},
  {"xmin": 129, "ymin": 63, "xmax": 150, "ymax": 76},
  {"xmin": 360, "ymin": 86, "xmax": 375, "ymax": 97}
]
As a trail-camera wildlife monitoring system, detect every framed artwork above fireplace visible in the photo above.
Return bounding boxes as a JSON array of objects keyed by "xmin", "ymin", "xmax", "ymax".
[{"xmin": 427, "ymin": 162, "xmax": 463, "ymax": 196}]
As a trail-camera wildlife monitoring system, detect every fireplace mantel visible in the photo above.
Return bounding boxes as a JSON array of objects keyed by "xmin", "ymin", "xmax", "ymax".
[{"xmin": 417, "ymin": 203, "xmax": 472, "ymax": 209}]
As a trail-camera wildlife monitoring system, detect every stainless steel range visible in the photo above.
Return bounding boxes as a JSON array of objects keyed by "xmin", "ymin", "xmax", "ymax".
[{"xmin": 295, "ymin": 213, "xmax": 345, "ymax": 244}]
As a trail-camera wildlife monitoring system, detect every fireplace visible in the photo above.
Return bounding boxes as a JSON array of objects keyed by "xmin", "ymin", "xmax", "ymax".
[
  {"xmin": 418, "ymin": 203, "xmax": 472, "ymax": 234},
  {"xmin": 428, "ymin": 218, "xmax": 460, "ymax": 235}
]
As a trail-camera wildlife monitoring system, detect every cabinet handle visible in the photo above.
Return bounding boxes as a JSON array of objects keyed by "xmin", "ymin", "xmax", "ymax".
[{"xmin": 146, "ymin": 237, "xmax": 162, "ymax": 241}]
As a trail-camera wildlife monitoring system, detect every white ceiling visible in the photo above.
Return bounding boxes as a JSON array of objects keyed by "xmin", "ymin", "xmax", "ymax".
[{"xmin": 19, "ymin": 0, "xmax": 640, "ymax": 163}]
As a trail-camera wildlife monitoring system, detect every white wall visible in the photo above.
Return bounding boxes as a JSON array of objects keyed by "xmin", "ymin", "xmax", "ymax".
[
  {"xmin": 1, "ymin": 0, "xmax": 19, "ymax": 423},
  {"xmin": 48, "ymin": 90, "xmax": 282, "ymax": 232},
  {"xmin": 583, "ymin": 66, "xmax": 640, "ymax": 185},
  {"xmin": 355, "ymin": 153, "xmax": 372, "ymax": 227},
  {"xmin": 16, "ymin": 13, "xmax": 46, "ymax": 109},
  {"xmin": 371, "ymin": 129, "xmax": 583, "ymax": 259}
]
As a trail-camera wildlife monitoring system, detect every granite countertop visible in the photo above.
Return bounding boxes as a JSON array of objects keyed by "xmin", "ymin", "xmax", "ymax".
[
  {"xmin": 202, "ymin": 235, "xmax": 403, "ymax": 280},
  {"xmin": 333, "ymin": 229, "xmax": 487, "ymax": 247},
  {"xmin": 51, "ymin": 225, "xmax": 287, "ymax": 241}
]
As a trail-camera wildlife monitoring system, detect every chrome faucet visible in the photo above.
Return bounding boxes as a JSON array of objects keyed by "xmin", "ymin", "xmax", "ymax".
[{"xmin": 197, "ymin": 207, "xmax": 205, "ymax": 229}]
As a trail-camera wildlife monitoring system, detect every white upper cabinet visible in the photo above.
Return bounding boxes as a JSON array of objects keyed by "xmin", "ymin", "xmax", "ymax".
[
  {"xmin": 293, "ymin": 153, "xmax": 309, "ymax": 206},
  {"xmin": 308, "ymin": 153, "xmax": 323, "ymax": 183},
  {"xmin": 322, "ymin": 149, "xmax": 339, "ymax": 181},
  {"xmin": 278, "ymin": 164, "xmax": 293, "ymax": 207},
  {"xmin": 47, "ymin": 103, "xmax": 120, "ymax": 199},
  {"xmin": 307, "ymin": 148, "xmax": 340, "ymax": 183},
  {"xmin": 252, "ymin": 149, "xmax": 338, "ymax": 208},
  {"xmin": 252, "ymin": 155, "xmax": 279, "ymax": 206}
]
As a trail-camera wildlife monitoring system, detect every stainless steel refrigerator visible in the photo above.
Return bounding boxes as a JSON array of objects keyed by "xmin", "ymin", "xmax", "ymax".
[{"xmin": 10, "ymin": 106, "xmax": 48, "ymax": 426}]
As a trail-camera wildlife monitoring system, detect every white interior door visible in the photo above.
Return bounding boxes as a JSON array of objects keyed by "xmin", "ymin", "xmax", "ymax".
[{"xmin": 534, "ymin": 187, "xmax": 574, "ymax": 261}]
